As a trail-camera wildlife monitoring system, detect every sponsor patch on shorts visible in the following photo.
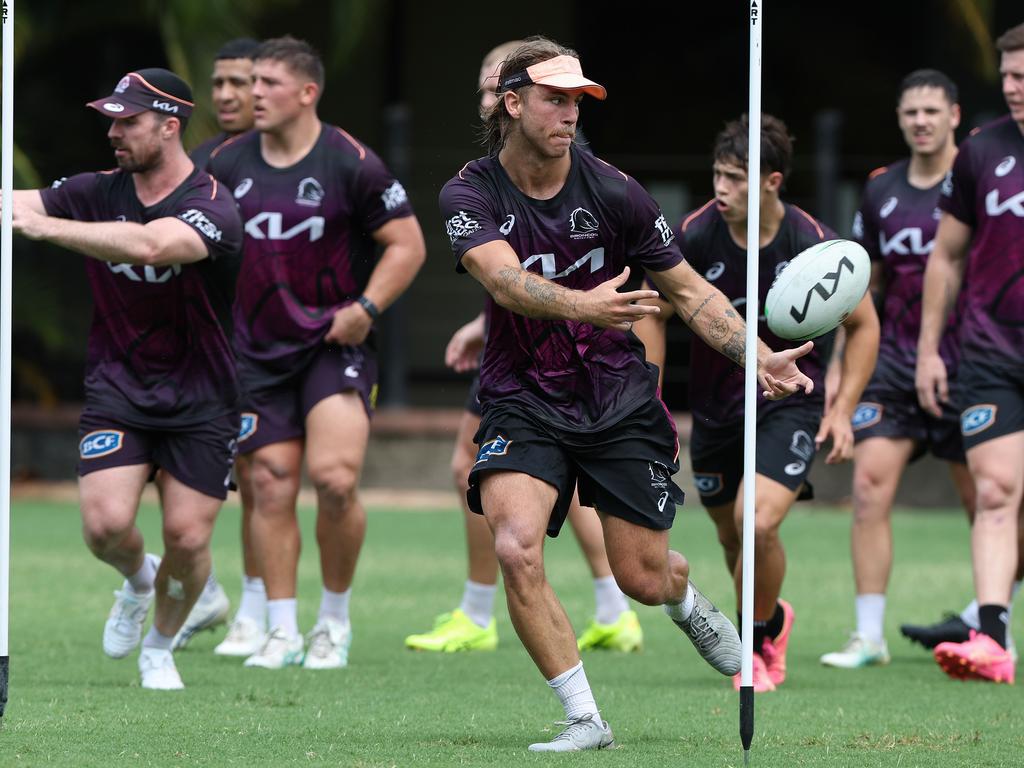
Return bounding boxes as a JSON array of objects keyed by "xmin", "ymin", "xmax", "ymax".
[
  {"xmin": 852, "ymin": 402, "xmax": 883, "ymax": 431},
  {"xmin": 79, "ymin": 430, "xmax": 124, "ymax": 459},
  {"xmin": 475, "ymin": 434, "xmax": 513, "ymax": 464},
  {"xmin": 238, "ymin": 412, "xmax": 258, "ymax": 442},
  {"xmin": 961, "ymin": 404, "xmax": 997, "ymax": 437},
  {"xmin": 693, "ymin": 472, "xmax": 723, "ymax": 496}
]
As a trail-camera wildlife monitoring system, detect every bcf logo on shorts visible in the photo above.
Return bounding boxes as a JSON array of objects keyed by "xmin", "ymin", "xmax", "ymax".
[
  {"xmin": 80, "ymin": 430, "xmax": 124, "ymax": 459},
  {"xmin": 694, "ymin": 473, "xmax": 723, "ymax": 496},
  {"xmin": 475, "ymin": 435, "xmax": 512, "ymax": 464},
  {"xmin": 238, "ymin": 413, "xmax": 258, "ymax": 442},
  {"xmin": 961, "ymin": 404, "xmax": 997, "ymax": 437},
  {"xmin": 852, "ymin": 402, "xmax": 882, "ymax": 431}
]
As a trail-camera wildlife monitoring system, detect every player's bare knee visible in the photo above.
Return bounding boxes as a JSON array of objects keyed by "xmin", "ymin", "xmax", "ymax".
[
  {"xmin": 616, "ymin": 569, "xmax": 667, "ymax": 606},
  {"xmin": 310, "ymin": 463, "xmax": 358, "ymax": 511},
  {"xmin": 492, "ymin": 530, "xmax": 542, "ymax": 582},
  {"xmin": 162, "ymin": 521, "xmax": 211, "ymax": 561},
  {"xmin": 81, "ymin": 519, "xmax": 128, "ymax": 555},
  {"xmin": 974, "ymin": 475, "xmax": 1017, "ymax": 515}
]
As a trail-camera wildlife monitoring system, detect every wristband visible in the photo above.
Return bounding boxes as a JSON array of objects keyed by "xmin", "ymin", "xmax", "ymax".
[{"xmin": 356, "ymin": 295, "xmax": 380, "ymax": 321}]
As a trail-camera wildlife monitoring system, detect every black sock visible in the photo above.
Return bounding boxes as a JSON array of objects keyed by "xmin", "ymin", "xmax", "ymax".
[
  {"xmin": 978, "ymin": 604, "xmax": 1009, "ymax": 649},
  {"xmin": 765, "ymin": 602, "xmax": 785, "ymax": 640},
  {"xmin": 737, "ymin": 611, "xmax": 777, "ymax": 653}
]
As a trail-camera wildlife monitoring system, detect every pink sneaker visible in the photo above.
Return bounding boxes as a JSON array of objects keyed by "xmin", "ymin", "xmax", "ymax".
[
  {"xmin": 934, "ymin": 630, "xmax": 1015, "ymax": 684},
  {"xmin": 732, "ymin": 652, "xmax": 776, "ymax": 693},
  {"xmin": 762, "ymin": 599, "xmax": 795, "ymax": 686}
]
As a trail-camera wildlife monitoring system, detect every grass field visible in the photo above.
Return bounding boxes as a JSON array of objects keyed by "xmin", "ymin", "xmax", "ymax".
[{"xmin": 1, "ymin": 498, "xmax": 1022, "ymax": 767}]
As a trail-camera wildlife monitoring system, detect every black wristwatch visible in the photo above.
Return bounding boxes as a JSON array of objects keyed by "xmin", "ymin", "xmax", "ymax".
[{"xmin": 356, "ymin": 295, "xmax": 380, "ymax": 321}]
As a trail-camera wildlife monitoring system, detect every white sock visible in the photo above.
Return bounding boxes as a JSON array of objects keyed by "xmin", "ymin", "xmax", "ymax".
[
  {"xmin": 961, "ymin": 600, "xmax": 980, "ymax": 630},
  {"xmin": 204, "ymin": 569, "xmax": 218, "ymax": 593},
  {"xmin": 664, "ymin": 583, "xmax": 695, "ymax": 622},
  {"xmin": 266, "ymin": 598, "xmax": 299, "ymax": 639},
  {"xmin": 855, "ymin": 593, "xmax": 886, "ymax": 644},
  {"xmin": 459, "ymin": 580, "xmax": 497, "ymax": 629},
  {"xmin": 127, "ymin": 553, "xmax": 159, "ymax": 595},
  {"xmin": 237, "ymin": 576, "xmax": 267, "ymax": 628},
  {"xmin": 318, "ymin": 587, "xmax": 351, "ymax": 626},
  {"xmin": 142, "ymin": 626, "xmax": 175, "ymax": 651},
  {"xmin": 593, "ymin": 575, "xmax": 630, "ymax": 625},
  {"xmin": 547, "ymin": 661, "xmax": 599, "ymax": 721}
]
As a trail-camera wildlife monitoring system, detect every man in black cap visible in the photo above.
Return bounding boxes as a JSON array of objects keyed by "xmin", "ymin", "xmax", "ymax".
[{"xmin": 8, "ymin": 67, "xmax": 243, "ymax": 691}]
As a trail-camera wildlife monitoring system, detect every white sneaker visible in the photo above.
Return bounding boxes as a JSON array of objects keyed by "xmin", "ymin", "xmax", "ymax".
[
  {"xmin": 214, "ymin": 616, "xmax": 267, "ymax": 657},
  {"xmin": 528, "ymin": 714, "xmax": 615, "ymax": 752},
  {"xmin": 104, "ymin": 587, "xmax": 154, "ymax": 659},
  {"xmin": 139, "ymin": 647, "xmax": 184, "ymax": 690},
  {"xmin": 243, "ymin": 627, "xmax": 304, "ymax": 669},
  {"xmin": 820, "ymin": 632, "xmax": 891, "ymax": 668},
  {"xmin": 302, "ymin": 618, "xmax": 352, "ymax": 670},
  {"xmin": 172, "ymin": 580, "xmax": 231, "ymax": 651}
]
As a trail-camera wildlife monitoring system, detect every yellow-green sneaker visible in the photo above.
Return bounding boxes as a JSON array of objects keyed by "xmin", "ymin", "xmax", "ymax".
[
  {"xmin": 577, "ymin": 610, "xmax": 643, "ymax": 652},
  {"xmin": 404, "ymin": 609, "xmax": 498, "ymax": 652}
]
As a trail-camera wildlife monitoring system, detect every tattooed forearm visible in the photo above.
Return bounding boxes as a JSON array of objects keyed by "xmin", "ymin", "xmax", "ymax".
[
  {"xmin": 722, "ymin": 332, "xmax": 745, "ymax": 364},
  {"xmin": 725, "ymin": 309, "xmax": 737, "ymax": 318},
  {"xmin": 524, "ymin": 273, "xmax": 559, "ymax": 306},
  {"xmin": 492, "ymin": 267, "xmax": 578, "ymax": 319},
  {"xmin": 688, "ymin": 293, "xmax": 715, "ymax": 323},
  {"xmin": 707, "ymin": 317, "xmax": 729, "ymax": 341}
]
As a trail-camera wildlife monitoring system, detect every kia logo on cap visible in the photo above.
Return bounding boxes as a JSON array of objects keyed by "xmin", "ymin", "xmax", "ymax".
[{"xmin": 103, "ymin": 103, "xmax": 125, "ymax": 113}]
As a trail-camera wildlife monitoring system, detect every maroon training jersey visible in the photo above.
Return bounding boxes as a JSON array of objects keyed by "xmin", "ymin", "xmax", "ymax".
[
  {"xmin": 190, "ymin": 131, "xmax": 231, "ymax": 171},
  {"xmin": 853, "ymin": 159, "xmax": 960, "ymax": 388},
  {"xmin": 40, "ymin": 167, "xmax": 243, "ymax": 426},
  {"xmin": 440, "ymin": 146, "xmax": 683, "ymax": 432},
  {"xmin": 207, "ymin": 125, "xmax": 415, "ymax": 388},
  {"xmin": 681, "ymin": 201, "xmax": 836, "ymax": 428},
  {"xmin": 939, "ymin": 115, "xmax": 1024, "ymax": 370}
]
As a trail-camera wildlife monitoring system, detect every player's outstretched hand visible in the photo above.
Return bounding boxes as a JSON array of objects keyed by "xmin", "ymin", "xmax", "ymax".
[
  {"xmin": 915, "ymin": 351, "xmax": 947, "ymax": 418},
  {"xmin": 814, "ymin": 407, "xmax": 854, "ymax": 464},
  {"xmin": 444, "ymin": 314, "xmax": 486, "ymax": 372},
  {"xmin": 759, "ymin": 341, "xmax": 815, "ymax": 400},
  {"xmin": 582, "ymin": 267, "xmax": 660, "ymax": 331}
]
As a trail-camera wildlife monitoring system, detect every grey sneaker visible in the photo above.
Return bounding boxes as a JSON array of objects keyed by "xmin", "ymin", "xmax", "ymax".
[
  {"xmin": 172, "ymin": 580, "xmax": 231, "ymax": 651},
  {"xmin": 528, "ymin": 713, "xmax": 615, "ymax": 752},
  {"xmin": 670, "ymin": 581, "xmax": 742, "ymax": 676}
]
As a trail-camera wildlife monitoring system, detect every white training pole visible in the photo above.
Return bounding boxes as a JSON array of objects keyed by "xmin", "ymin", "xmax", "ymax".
[
  {"xmin": 0, "ymin": 0, "xmax": 14, "ymax": 720},
  {"xmin": 740, "ymin": 0, "xmax": 761, "ymax": 763}
]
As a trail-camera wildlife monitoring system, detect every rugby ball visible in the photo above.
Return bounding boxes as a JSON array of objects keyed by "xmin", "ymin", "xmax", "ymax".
[{"xmin": 764, "ymin": 239, "xmax": 870, "ymax": 341}]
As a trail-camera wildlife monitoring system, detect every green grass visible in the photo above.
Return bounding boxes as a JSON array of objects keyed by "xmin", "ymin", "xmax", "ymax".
[{"xmin": 2, "ymin": 499, "xmax": 1023, "ymax": 766}]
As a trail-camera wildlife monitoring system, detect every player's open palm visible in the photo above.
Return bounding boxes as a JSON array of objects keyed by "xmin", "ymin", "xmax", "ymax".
[
  {"xmin": 583, "ymin": 266, "xmax": 661, "ymax": 331},
  {"xmin": 759, "ymin": 341, "xmax": 815, "ymax": 400}
]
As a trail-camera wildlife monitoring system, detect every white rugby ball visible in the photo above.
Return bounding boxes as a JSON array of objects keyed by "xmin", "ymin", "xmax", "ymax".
[{"xmin": 764, "ymin": 239, "xmax": 870, "ymax": 341}]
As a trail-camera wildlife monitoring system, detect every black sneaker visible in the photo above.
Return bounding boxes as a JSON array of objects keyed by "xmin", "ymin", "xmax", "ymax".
[{"xmin": 899, "ymin": 612, "xmax": 971, "ymax": 649}]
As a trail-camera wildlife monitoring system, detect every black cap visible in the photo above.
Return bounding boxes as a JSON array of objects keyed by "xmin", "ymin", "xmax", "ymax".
[{"xmin": 86, "ymin": 68, "xmax": 194, "ymax": 120}]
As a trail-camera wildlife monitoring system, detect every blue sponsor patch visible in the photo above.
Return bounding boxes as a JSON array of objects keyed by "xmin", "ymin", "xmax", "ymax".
[
  {"xmin": 693, "ymin": 473, "xmax": 723, "ymax": 497},
  {"xmin": 238, "ymin": 412, "xmax": 258, "ymax": 442},
  {"xmin": 79, "ymin": 430, "xmax": 124, "ymax": 459},
  {"xmin": 961, "ymin": 404, "xmax": 997, "ymax": 437},
  {"xmin": 852, "ymin": 402, "xmax": 883, "ymax": 431},
  {"xmin": 475, "ymin": 434, "xmax": 513, "ymax": 464}
]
